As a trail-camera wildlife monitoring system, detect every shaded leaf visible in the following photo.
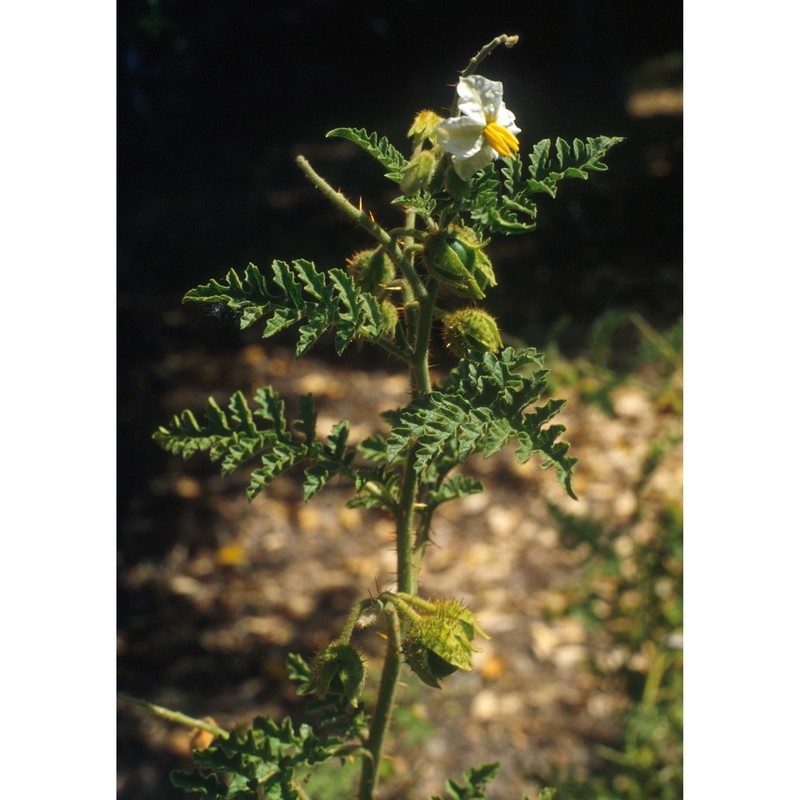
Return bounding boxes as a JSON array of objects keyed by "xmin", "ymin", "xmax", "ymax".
[
  {"xmin": 386, "ymin": 348, "xmax": 578, "ymax": 499},
  {"xmin": 326, "ymin": 127, "xmax": 408, "ymax": 182},
  {"xmin": 184, "ymin": 260, "xmax": 388, "ymax": 359}
]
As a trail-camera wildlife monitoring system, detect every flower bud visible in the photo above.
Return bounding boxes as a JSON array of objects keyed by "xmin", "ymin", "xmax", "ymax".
[
  {"xmin": 441, "ymin": 308, "xmax": 502, "ymax": 358},
  {"xmin": 308, "ymin": 641, "xmax": 366, "ymax": 707},
  {"xmin": 379, "ymin": 298, "xmax": 398, "ymax": 339},
  {"xmin": 427, "ymin": 146, "xmax": 448, "ymax": 194},
  {"xmin": 407, "ymin": 110, "xmax": 445, "ymax": 142},
  {"xmin": 400, "ymin": 149, "xmax": 436, "ymax": 196},
  {"xmin": 346, "ymin": 248, "xmax": 395, "ymax": 296}
]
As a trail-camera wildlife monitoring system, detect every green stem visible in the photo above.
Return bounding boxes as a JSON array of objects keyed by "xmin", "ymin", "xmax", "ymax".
[
  {"xmin": 295, "ymin": 155, "xmax": 426, "ymax": 301},
  {"xmin": 339, "ymin": 598, "xmax": 379, "ymax": 643},
  {"xmin": 399, "ymin": 141, "xmax": 425, "ymax": 350},
  {"xmin": 356, "ymin": 287, "xmax": 437, "ymax": 798},
  {"xmin": 451, "ymin": 33, "xmax": 520, "ymax": 114},
  {"xmin": 117, "ymin": 693, "xmax": 229, "ymax": 739},
  {"xmin": 357, "ymin": 609, "xmax": 401, "ymax": 800},
  {"xmin": 356, "ymin": 170, "xmax": 439, "ymax": 798},
  {"xmin": 394, "ymin": 276, "xmax": 439, "ymax": 596},
  {"xmin": 383, "ymin": 593, "xmax": 425, "ymax": 623},
  {"xmin": 412, "ymin": 278, "xmax": 439, "ymax": 397},
  {"xmin": 293, "ymin": 782, "xmax": 313, "ymax": 800},
  {"xmin": 395, "ymin": 450, "xmax": 420, "ymax": 597},
  {"xmin": 374, "ymin": 334, "xmax": 413, "ymax": 364}
]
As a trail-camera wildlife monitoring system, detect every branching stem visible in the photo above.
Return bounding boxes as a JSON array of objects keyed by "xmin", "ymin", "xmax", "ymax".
[
  {"xmin": 296, "ymin": 155, "xmax": 426, "ymax": 301},
  {"xmin": 340, "ymin": 598, "xmax": 380, "ymax": 643},
  {"xmin": 356, "ymin": 148, "xmax": 440, "ymax": 799},
  {"xmin": 304, "ymin": 37, "xmax": 518, "ymax": 798}
]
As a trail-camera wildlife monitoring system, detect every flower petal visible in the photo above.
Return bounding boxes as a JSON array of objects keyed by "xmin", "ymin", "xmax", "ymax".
[
  {"xmin": 452, "ymin": 143, "xmax": 496, "ymax": 180},
  {"xmin": 435, "ymin": 116, "xmax": 485, "ymax": 159},
  {"xmin": 495, "ymin": 105, "xmax": 521, "ymax": 135},
  {"xmin": 457, "ymin": 75, "xmax": 505, "ymax": 122}
]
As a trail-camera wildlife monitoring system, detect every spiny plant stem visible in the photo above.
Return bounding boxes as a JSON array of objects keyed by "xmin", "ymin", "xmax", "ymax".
[
  {"xmin": 451, "ymin": 33, "xmax": 520, "ymax": 114},
  {"xmin": 117, "ymin": 693, "xmax": 230, "ymax": 739},
  {"xmin": 357, "ymin": 608, "xmax": 401, "ymax": 800},
  {"xmin": 340, "ymin": 598, "xmax": 378, "ymax": 643},
  {"xmin": 395, "ymin": 448, "xmax": 420, "ymax": 597},
  {"xmin": 400, "ymin": 140, "xmax": 426, "ymax": 352},
  {"xmin": 461, "ymin": 33, "xmax": 520, "ymax": 77},
  {"xmin": 357, "ymin": 201, "xmax": 438, "ymax": 798},
  {"xmin": 413, "ymin": 277, "xmax": 439, "ymax": 397},
  {"xmin": 295, "ymin": 155, "xmax": 426, "ymax": 301}
]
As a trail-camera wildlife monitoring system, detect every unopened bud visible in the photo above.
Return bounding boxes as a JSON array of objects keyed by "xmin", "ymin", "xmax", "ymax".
[
  {"xmin": 441, "ymin": 308, "xmax": 502, "ymax": 358},
  {"xmin": 400, "ymin": 149, "xmax": 436, "ymax": 195},
  {"xmin": 408, "ymin": 110, "xmax": 445, "ymax": 142},
  {"xmin": 427, "ymin": 146, "xmax": 448, "ymax": 194},
  {"xmin": 379, "ymin": 298, "xmax": 398, "ymax": 338},
  {"xmin": 423, "ymin": 233, "xmax": 483, "ymax": 299},
  {"xmin": 346, "ymin": 248, "xmax": 394, "ymax": 296}
]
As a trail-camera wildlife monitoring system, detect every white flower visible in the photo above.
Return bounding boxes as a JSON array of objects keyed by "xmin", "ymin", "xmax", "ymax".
[{"xmin": 435, "ymin": 75, "xmax": 521, "ymax": 180}]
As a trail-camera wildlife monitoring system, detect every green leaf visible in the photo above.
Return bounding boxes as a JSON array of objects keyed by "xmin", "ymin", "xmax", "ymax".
[
  {"xmin": 426, "ymin": 474, "xmax": 484, "ymax": 511},
  {"xmin": 154, "ymin": 388, "xmax": 359, "ymax": 502},
  {"xmin": 528, "ymin": 135, "xmax": 625, "ymax": 197},
  {"xmin": 169, "ymin": 700, "xmax": 368, "ymax": 800},
  {"xmin": 302, "ymin": 421, "xmax": 354, "ymax": 501},
  {"xmin": 184, "ymin": 260, "xmax": 387, "ymax": 359},
  {"xmin": 357, "ymin": 434, "xmax": 390, "ymax": 463},
  {"xmin": 433, "ymin": 136, "xmax": 622, "ymax": 237},
  {"xmin": 326, "ymin": 127, "xmax": 408, "ymax": 182},
  {"xmin": 429, "ymin": 762, "xmax": 502, "ymax": 800},
  {"xmin": 170, "ymin": 769, "xmax": 229, "ymax": 797},
  {"xmin": 293, "ymin": 394, "xmax": 317, "ymax": 443},
  {"xmin": 386, "ymin": 348, "xmax": 578, "ymax": 500}
]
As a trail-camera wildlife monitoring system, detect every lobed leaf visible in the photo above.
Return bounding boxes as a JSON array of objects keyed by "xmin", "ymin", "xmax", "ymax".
[
  {"xmin": 184, "ymin": 260, "xmax": 388, "ymax": 359},
  {"xmin": 302, "ymin": 420, "xmax": 355, "ymax": 501},
  {"xmin": 170, "ymin": 707, "xmax": 359, "ymax": 800},
  {"xmin": 386, "ymin": 348, "xmax": 578, "ymax": 499},
  {"xmin": 154, "ymin": 388, "xmax": 358, "ymax": 502},
  {"xmin": 527, "ymin": 135, "xmax": 625, "ymax": 197},
  {"xmin": 432, "ymin": 136, "xmax": 622, "ymax": 237},
  {"xmin": 426, "ymin": 474, "xmax": 485, "ymax": 511},
  {"xmin": 429, "ymin": 761, "xmax": 502, "ymax": 800},
  {"xmin": 326, "ymin": 127, "xmax": 408, "ymax": 182}
]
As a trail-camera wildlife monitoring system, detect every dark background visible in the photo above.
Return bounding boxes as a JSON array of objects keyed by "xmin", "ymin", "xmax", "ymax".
[
  {"xmin": 118, "ymin": 1, "xmax": 681, "ymax": 795},
  {"xmin": 118, "ymin": 0, "xmax": 682, "ymax": 326}
]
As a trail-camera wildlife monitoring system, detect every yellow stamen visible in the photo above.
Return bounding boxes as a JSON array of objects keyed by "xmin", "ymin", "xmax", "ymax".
[{"xmin": 483, "ymin": 122, "xmax": 519, "ymax": 157}]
